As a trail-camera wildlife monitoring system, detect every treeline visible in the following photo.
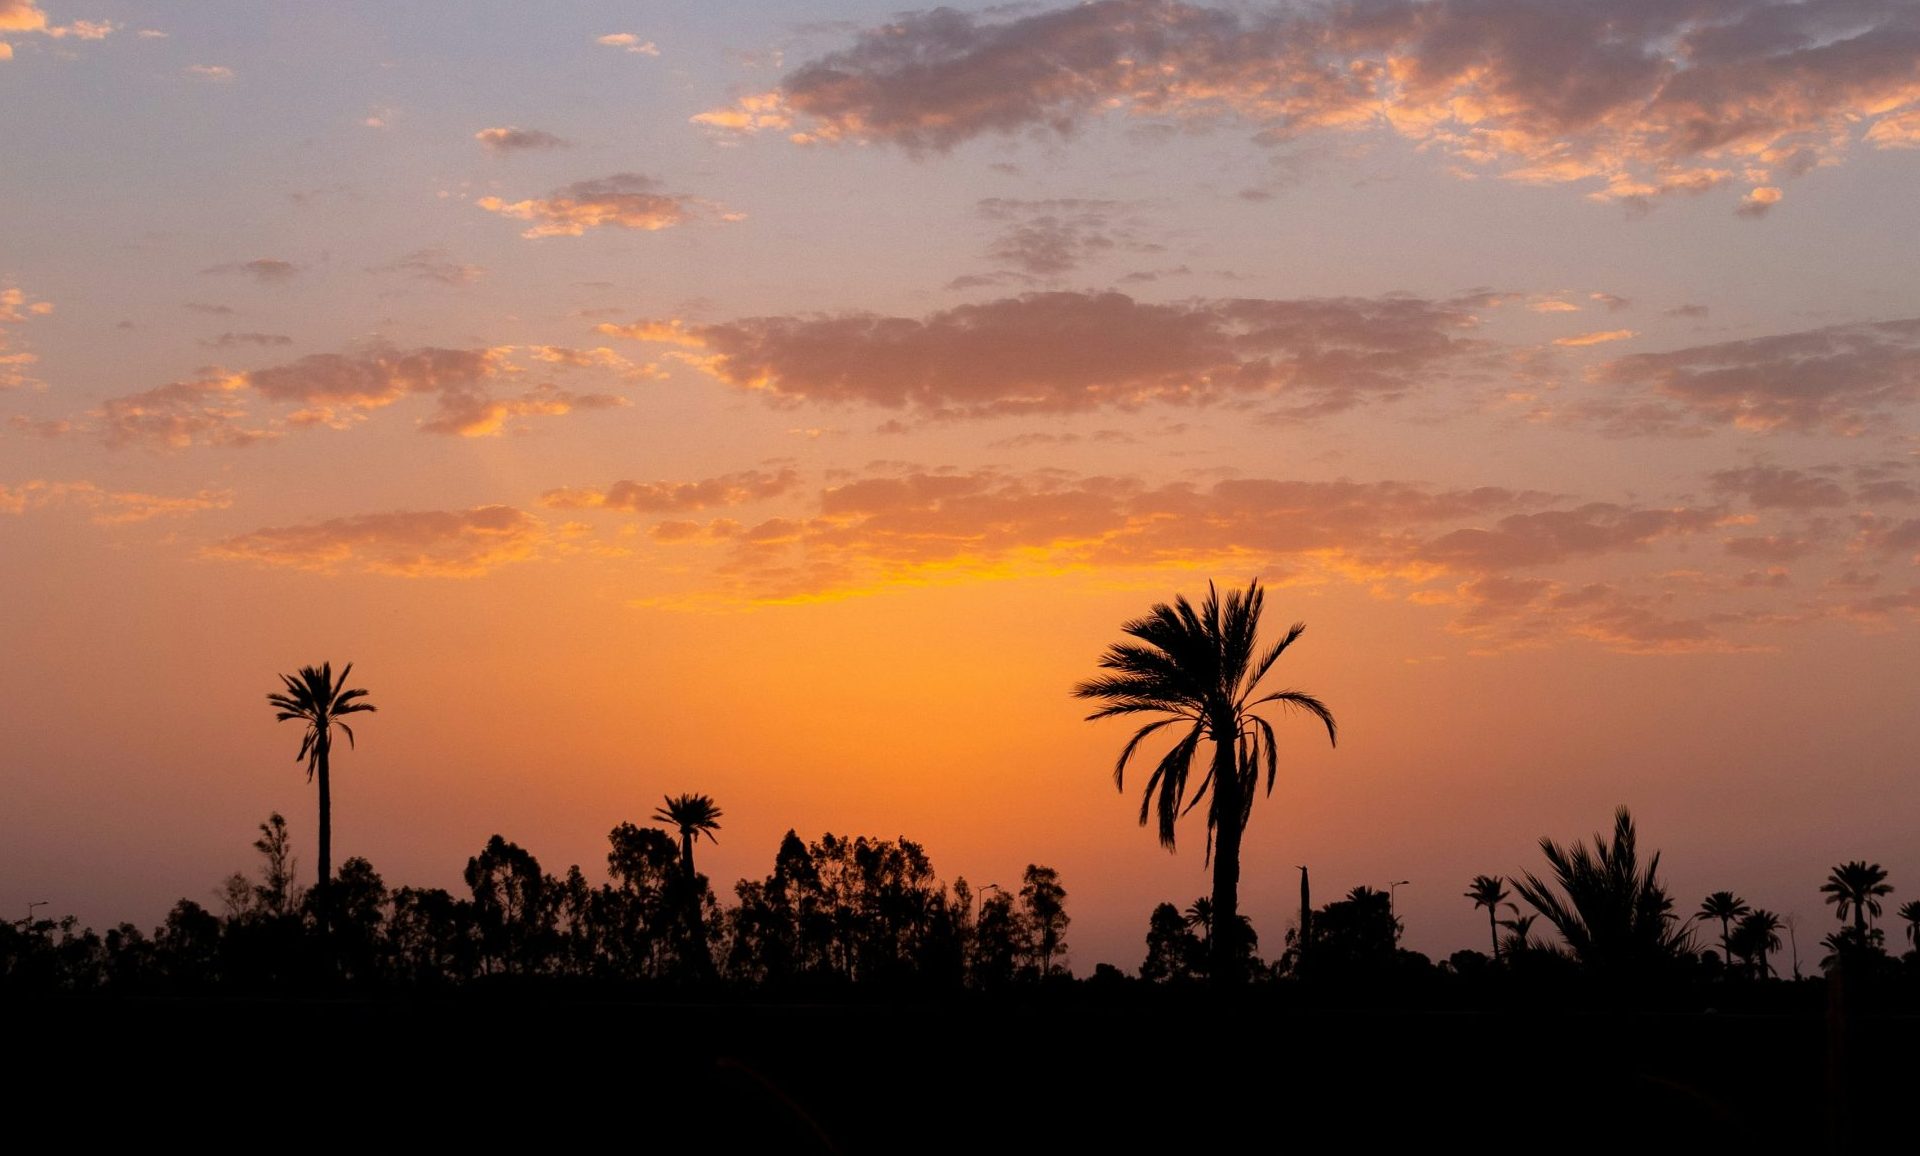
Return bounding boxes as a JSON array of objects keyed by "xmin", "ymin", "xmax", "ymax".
[{"xmin": 0, "ymin": 815, "xmax": 1072, "ymax": 994}]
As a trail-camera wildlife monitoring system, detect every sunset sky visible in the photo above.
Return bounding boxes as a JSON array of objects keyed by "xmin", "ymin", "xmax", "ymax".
[{"xmin": 4, "ymin": 0, "xmax": 1918, "ymax": 969}]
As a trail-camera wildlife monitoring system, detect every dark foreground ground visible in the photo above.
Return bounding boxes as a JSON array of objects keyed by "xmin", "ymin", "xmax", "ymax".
[{"xmin": 13, "ymin": 995, "xmax": 1913, "ymax": 1152}]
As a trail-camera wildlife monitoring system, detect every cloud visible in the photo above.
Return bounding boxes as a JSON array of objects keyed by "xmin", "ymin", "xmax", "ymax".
[
  {"xmin": 1594, "ymin": 317, "xmax": 1920, "ymax": 434},
  {"xmin": 0, "ymin": 479, "xmax": 231, "ymax": 524},
  {"xmin": 185, "ymin": 302, "xmax": 236, "ymax": 315},
  {"xmin": 1708, "ymin": 465, "xmax": 1848, "ymax": 509},
  {"xmin": 1591, "ymin": 293, "xmax": 1632, "ymax": 312},
  {"xmin": 206, "ymin": 506, "xmax": 545, "ymax": 577},
  {"xmin": 1553, "ymin": 329, "xmax": 1636, "ymax": 347},
  {"xmin": 477, "ymin": 173, "xmax": 731, "ymax": 238},
  {"xmin": 1416, "ymin": 504, "xmax": 1721, "ymax": 572},
  {"xmin": 370, "ymin": 247, "xmax": 485, "ymax": 285},
  {"xmin": 1, "ymin": 285, "xmax": 53, "ymax": 390},
  {"xmin": 93, "ymin": 344, "xmax": 632, "ymax": 448},
  {"xmin": 598, "ymin": 289, "xmax": 1490, "ymax": 419},
  {"xmin": 203, "ymin": 258, "xmax": 298, "ymax": 283},
  {"xmin": 541, "ymin": 469, "xmax": 801, "ymax": 514},
  {"xmin": 475, "ymin": 126, "xmax": 571, "ymax": 153},
  {"xmin": 705, "ymin": 0, "xmax": 1920, "ymax": 208},
  {"xmin": 185, "ymin": 64, "xmax": 233, "ymax": 81},
  {"xmin": 971, "ymin": 197, "xmax": 1156, "ymax": 277},
  {"xmin": 2, "ymin": 3, "xmax": 116, "ymax": 56},
  {"xmin": 1736, "ymin": 186, "xmax": 1784, "ymax": 218},
  {"xmin": 1666, "ymin": 304, "xmax": 1711, "ymax": 319},
  {"xmin": 597, "ymin": 33, "xmax": 659, "ymax": 56},
  {"xmin": 200, "ymin": 332, "xmax": 293, "ymax": 349}
]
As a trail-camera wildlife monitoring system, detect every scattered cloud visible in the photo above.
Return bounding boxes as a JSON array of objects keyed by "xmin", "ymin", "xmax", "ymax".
[
  {"xmin": 598, "ymin": 289, "xmax": 1492, "ymax": 419},
  {"xmin": 1708, "ymin": 465, "xmax": 1848, "ymax": 509},
  {"xmin": 200, "ymin": 332, "xmax": 293, "ymax": 350},
  {"xmin": 477, "ymin": 173, "xmax": 733, "ymax": 238},
  {"xmin": 1594, "ymin": 317, "xmax": 1920, "ymax": 434},
  {"xmin": 92, "ymin": 344, "xmax": 633, "ymax": 448},
  {"xmin": 370, "ymin": 247, "xmax": 486, "ymax": 285},
  {"xmin": 475, "ymin": 126, "xmax": 571, "ymax": 153},
  {"xmin": 1553, "ymin": 329, "xmax": 1636, "ymax": 347},
  {"xmin": 0, "ymin": 479, "xmax": 231, "ymax": 524},
  {"xmin": 1736, "ymin": 186, "xmax": 1784, "ymax": 218},
  {"xmin": 206, "ymin": 505, "xmax": 545, "ymax": 577},
  {"xmin": 970, "ymin": 197, "xmax": 1158, "ymax": 277},
  {"xmin": 541, "ymin": 468, "xmax": 801, "ymax": 514},
  {"xmin": 185, "ymin": 64, "xmax": 233, "ymax": 81},
  {"xmin": 1591, "ymin": 293, "xmax": 1632, "ymax": 312},
  {"xmin": 1666, "ymin": 304, "xmax": 1711, "ymax": 319},
  {"xmin": 203, "ymin": 258, "xmax": 299, "ymax": 284},
  {"xmin": 1, "ymin": 285, "xmax": 53, "ymax": 390},
  {"xmin": 597, "ymin": 33, "xmax": 659, "ymax": 56},
  {"xmin": 2, "ymin": 3, "xmax": 116, "ymax": 57},
  {"xmin": 703, "ymin": 0, "xmax": 1920, "ymax": 209}
]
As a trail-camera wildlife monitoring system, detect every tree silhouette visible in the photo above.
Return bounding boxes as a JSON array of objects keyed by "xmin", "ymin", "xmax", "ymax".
[
  {"xmin": 1075, "ymin": 578, "xmax": 1335, "ymax": 983},
  {"xmin": 1820, "ymin": 861, "xmax": 1892, "ymax": 935},
  {"xmin": 653, "ymin": 793, "xmax": 723, "ymax": 884},
  {"xmin": 1898, "ymin": 899, "xmax": 1920, "ymax": 954},
  {"xmin": 1017, "ymin": 864, "xmax": 1070, "ymax": 977},
  {"xmin": 1465, "ymin": 875, "xmax": 1510, "ymax": 960},
  {"xmin": 1728, "ymin": 909, "xmax": 1782, "ymax": 978},
  {"xmin": 1497, "ymin": 912, "xmax": 1538, "ymax": 958},
  {"xmin": 1183, "ymin": 897, "xmax": 1213, "ymax": 948},
  {"xmin": 1141, "ymin": 902, "xmax": 1202, "ymax": 981},
  {"xmin": 266, "ymin": 662, "xmax": 375, "ymax": 918},
  {"xmin": 1510, "ymin": 807, "xmax": 1689, "ymax": 972},
  {"xmin": 1697, "ymin": 891, "xmax": 1751, "ymax": 971}
]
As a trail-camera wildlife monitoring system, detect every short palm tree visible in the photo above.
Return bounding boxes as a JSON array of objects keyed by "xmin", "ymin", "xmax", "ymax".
[
  {"xmin": 1697, "ymin": 891, "xmax": 1751, "ymax": 970},
  {"xmin": 1730, "ymin": 909, "xmax": 1783, "ymax": 978},
  {"xmin": 1497, "ymin": 913, "xmax": 1537, "ymax": 957},
  {"xmin": 266, "ymin": 662, "xmax": 375, "ymax": 914},
  {"xmin": 653, "ymin": 792, "xmax": 723, "ymax": 883},
  {"xmin": 1820, "ymin": 861, "xmax": 1892, "ymax": 935},
  {"xmin": 1511, "ymin": 807, "xmax": 1689, "ymax": 971},
  {"xmin": 1075, "ymin": 579, "xmax": 1336, "ymax": 983},
  {"xmin": 1466, "ymin": 875, "xmax": 1510, "ymax": 959},
  {"xmin": 1898, "ymin": 900, "xmax": 1920, "ymax": 953},
  {"xmin": 1183, "ymin": 897, "xmax": 1214, "ymax": 946}
]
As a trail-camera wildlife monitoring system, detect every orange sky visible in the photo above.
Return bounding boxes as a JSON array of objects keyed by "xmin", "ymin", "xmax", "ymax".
[{"xmin": 4, "ymin": 0, "xmax": 1919, "ymax": 969}]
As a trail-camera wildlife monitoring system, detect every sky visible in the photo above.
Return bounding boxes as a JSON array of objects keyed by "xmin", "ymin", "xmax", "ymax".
[{"xmin": 3, "ymin": 0, "xmax": 1918, "ymax": 972}]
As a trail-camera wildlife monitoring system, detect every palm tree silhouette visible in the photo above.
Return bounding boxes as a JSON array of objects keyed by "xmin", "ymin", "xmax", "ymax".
[
  {"xmin": 1730, "ymin": 909, "xmax": 1783, "ymax": 978},
  {"xmin": 1697, "ymin": 891, "xmax": 1751, "ymax": 970},
  {"xmin": 1183, "ymin": 897, "xmax": 1214, "ymax": 948},
  {"xmin": 1820, "ymin": 861, "xmax": 1892, "ymax": 935},
  {"xmin": 1075, "ymin": 579, "xmax": 1336, "ymax": 983},
  {"xmin": 1497, "ymin": 912, "xmax": 1537, "ymax": 957},
  {"xmin": 1510, "ymin": 807, "xmax": 1688, "ymax": 971},
  {"xmin": 1898, "ymin": 900, "xmax": 1920, "ymax": 953},
  {"xmin": 1465, "ymin": 875, "xmax": 1510, "ymax": 960},
  {"xmin": 266, "ymin": 662, "xmax": 375, "ymax": 916},
  {"xmin": 653, "ymin": 793, "xmax": 723, "ymax": 883}
]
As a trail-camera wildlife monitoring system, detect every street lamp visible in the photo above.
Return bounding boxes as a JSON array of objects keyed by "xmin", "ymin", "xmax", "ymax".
[{"xmin": 1387, "ymin": 880, "xmax": 1411, "ymax": 934}]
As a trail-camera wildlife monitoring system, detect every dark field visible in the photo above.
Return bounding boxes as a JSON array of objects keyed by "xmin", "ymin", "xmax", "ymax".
[{"xmin": 16, "ymin": 995, "xmax": 1913, "ymax": 1152}]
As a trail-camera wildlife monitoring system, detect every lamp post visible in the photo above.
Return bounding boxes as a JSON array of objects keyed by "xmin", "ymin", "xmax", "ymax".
[{"xmin": 1388, "ymin": 880, "xmax": 1410, "ymax": 940}]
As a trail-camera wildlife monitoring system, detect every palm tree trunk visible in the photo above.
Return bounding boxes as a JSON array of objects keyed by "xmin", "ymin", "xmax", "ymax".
[
  {"xmin": 1208, "ymin": 732, "xmax": 1244, "ymax": 985},
  {"xmin": 1489, "ymin": 908, "xmax": 1499, "ymax": 960},
  {"xmin": 316, "ymin": 736, "xmax": 331, "ymax": 924},
  {"xmin": 1721, "ymin": 916, "xmax": 1731, "ymax": 971},
  {"xmin": 682, "ymin": 829, "xmax": 696, "ymax": 884}
]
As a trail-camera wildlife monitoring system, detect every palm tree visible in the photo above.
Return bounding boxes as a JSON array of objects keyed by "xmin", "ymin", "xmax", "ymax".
[
  {"xmin": 1511, "ymin": 807, "xmax": 1690, "ymax": 972},
  {"xmin": 1497, "ymin": 912, "xmax": 1537, "ymax": 957},
  {"xmin": 266, "ymin": 662, "xmax": 375, "ymax": 917},
  {"xmin": 653, "ymin": 793, "xmax": 723, "ymax": 884},
  {"xmin": 1898, "ymin": 900, "xmax": 1920, "ymax": 954},
  {"xmin": 1075, "ymin": 579, "xmax": 1337, "ymax": 983},
  {"xmin": 1697, "ymin": 891, "xmax": 1751, "ymax": 970},
  {"xmin": 1466, "ymin": 875, "xmax": 1510, "ymax": 960},
  {"xmin": 1729, "ymin": 909, "xmax": 1783, "ymax": 978},
  {"xmin": 1820, "ymin": 861, "xmax": 1893, "ymax": 935},
  {"xmin": 1182, "ymin": 897, "xmax": 1213, "ymax": 947}
]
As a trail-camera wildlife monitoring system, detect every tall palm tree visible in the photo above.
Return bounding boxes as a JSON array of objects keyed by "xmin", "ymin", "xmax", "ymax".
[
  {"xmin": 1697, "ymin": 891, "xmax": 1751, "ymax": 970},
  {"xmin": 1820, "ymin": 861, "xmax": 1893, "ymax": 935},
  {"xmin": 1466, "ymin": 875, "xmax": 1510, "ymax": 960},
  {"xmin": 1898, "ymin": 900, "xmax": 1920, "ymax": 953},
  {"xmin": 1511, "ymin": 807, "xmax": 1689, "ymax": 972},
  {"xmin": 266, "ymin": 662, "xmax": 375, "ymax": 915},
  {"xmin": 653, "ymin": 793, "xmax": 723, "ymax": 883},
  {"xmin": 1075, "ymin": 579, "xmax": 1336, "ymax": 983}
]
